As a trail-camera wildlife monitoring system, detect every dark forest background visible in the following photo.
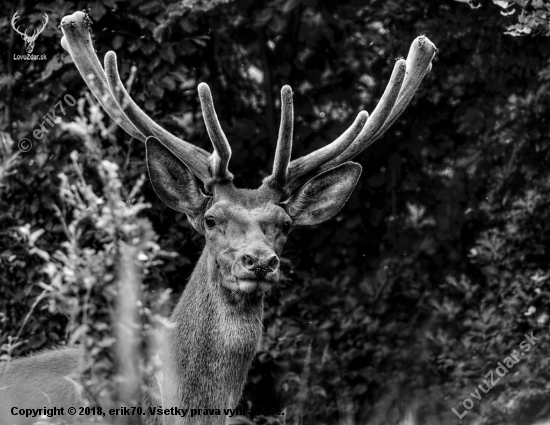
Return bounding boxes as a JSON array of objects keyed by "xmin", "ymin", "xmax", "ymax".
[{"xmin": 1, "ymin": 0, "xmax": 550, "ymax": 424}]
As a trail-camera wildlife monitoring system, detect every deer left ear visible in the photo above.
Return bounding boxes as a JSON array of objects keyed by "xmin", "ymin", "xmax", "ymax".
[
  {"xmin": 284, "ymin": 162, "xmax": 362, "ymax": 226},
  {"xmin": 146, "ymin": 136, "xmax": 209, "ymax": 229}
]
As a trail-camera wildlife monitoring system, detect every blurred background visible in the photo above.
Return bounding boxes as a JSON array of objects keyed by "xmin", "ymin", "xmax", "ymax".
[{"xmin": 1, "ymin": 0, "xmax": 549, "ymax": 424}]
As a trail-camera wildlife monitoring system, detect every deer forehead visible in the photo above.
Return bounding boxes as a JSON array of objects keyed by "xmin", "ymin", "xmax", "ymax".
[{"xmin": 207, "ymin": 201, "xmax": 288, "ymax": 227}]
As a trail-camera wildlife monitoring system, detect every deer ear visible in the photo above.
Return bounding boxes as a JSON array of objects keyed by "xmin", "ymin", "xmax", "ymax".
[
  {"xmin": 284, "ymin": 162, "xmax": 361, "ymax": 226},
  {"xmin": 146, "ymin": 136, "xmax": 208, "ymax": 221}
]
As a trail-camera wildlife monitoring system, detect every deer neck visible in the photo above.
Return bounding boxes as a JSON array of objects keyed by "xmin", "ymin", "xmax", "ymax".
[{"xmin": 162, "ymin": 249, "xmax": 264, "ymax": 410}]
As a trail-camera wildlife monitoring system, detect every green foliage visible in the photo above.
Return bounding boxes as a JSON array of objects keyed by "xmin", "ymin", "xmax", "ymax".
[
  {"xmin": 1, "ymin": 0, "xmax": 550, "ymax": 423},
  {"xmin": 453, "ymin": 0, "xmax": 550, "ymax": 36}
]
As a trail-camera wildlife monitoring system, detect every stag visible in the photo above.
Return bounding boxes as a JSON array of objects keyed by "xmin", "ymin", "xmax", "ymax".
[
  {"xmin": 0, "ymin": 11, "xmax": 436, "ymax": 425},
  {"xmin": 11, "ymin": 11, "xmax": 49, "ymax": 54}
]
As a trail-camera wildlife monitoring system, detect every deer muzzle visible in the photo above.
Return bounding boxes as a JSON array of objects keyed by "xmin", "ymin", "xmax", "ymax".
[{"xmin": 232, "ymin": 247, "xmax": 280, "ymax": 293}]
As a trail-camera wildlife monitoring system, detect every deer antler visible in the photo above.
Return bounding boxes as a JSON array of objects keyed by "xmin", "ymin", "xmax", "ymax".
[
  {"xmin": 266, "ymin": 36, "xmax": 437, "ymax": 193},
  {"xmin": 11, "ymin": 11, "xmax": 26, "ymax": 38},
  {"xmin": 61, "ymin": 10, "xmax": 436, "ymax": 194},
  {"xmin": 60, "ymin": 11, "xmax": 227, "ymax": 184},
  {"xmin": 198, "ymin": 83, "xmax": 232, "ymax": 183},
  {"xmin": 29, "ymin": 13, "xmax": 48, "ymax": 41},
  {"xmin": 271, "ymin": 85, "xmax": 294, "ymax": 186}
]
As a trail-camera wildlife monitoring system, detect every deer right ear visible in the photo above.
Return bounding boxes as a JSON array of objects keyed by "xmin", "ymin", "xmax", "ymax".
[
  {"xmin": 146, "ymin": 137, "xmax": 209, "ymax": 226},
  {"xmin": 284, "ymin": 162, "xmax": 362, "ymax": 226}
]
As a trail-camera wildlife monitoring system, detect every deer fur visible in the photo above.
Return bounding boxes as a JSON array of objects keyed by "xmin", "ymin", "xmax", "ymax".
[{"xmin": 143, "ymin": 248, "xmax": 263, "ymax": 423}]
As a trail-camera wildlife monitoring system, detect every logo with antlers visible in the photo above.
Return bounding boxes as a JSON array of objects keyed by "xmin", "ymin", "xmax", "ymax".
[{"xmin": 11, "ymin": 11, "xmax": 49, "ymax": 54}]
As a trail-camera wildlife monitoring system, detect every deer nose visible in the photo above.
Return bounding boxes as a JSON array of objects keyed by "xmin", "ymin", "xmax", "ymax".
[{"xmin": 240, "ymin": 252, "xmax": 279, "ymax": 279}]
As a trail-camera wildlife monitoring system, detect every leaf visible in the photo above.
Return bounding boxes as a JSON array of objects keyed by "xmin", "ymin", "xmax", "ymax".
[
  {"xmin": 160, "ymin": 76, "xmax": 176, "ymax": 91},
  {"xmin": 142, "ymin": 42, "xmax": 156, "ymax": 55},
  {"xmin": 29, "ymin": 228, "xmax": 45, "ymax": 246},
  {"xmin": 493, "ymin": 0, "xmax": 512, "ymax": 8},
  {"xmin": 0, "ymin": 74, "xmax": 16, "ymax": 89},
  {"xmin": 88, "ymin": 1, "xmax": 107, "ymax": 21},
  {"xmin": 139, "ymin": 1, "xmax": 165, "ymax": 14},
  {"xmin": 191, "ymin": 35, "xmax": 210, "ymax": 48},
  {"xmin": 160, "ymin": 45, "xmax": 176, "ymax": 64},
  {"xmin": 255, "ymin": 8, "xmax": 273, "ymax": 27},
  {"xmin": 452, "ymin": 0, "xmax": 482, "ymax": 8},
  {"xmin": 112, "ymin": 35, "xmax": 124, "ymax": 50},
  {"xmin": 282, "ymin": 0, "xmax": 300, "ymax": 13},
  {"xmin": 29, "ymin": 248, "xmax": 50, "ymax": 261},
  {"xmin": 69, "ymin": 324, "xmax": 89, "ymax": 345},
  {"xmin": 40, "ymin": 54, "xmax": 65, "ymax": 81}
]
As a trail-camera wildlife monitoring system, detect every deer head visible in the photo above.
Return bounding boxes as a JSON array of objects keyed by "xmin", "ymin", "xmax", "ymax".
[
  {"xmin": 12, "ymin": 11, "xmax": 48, "ymax": 54},
  {"xmin": 59, "ymin": 12, "xmax": 436, "ymax": 305}
]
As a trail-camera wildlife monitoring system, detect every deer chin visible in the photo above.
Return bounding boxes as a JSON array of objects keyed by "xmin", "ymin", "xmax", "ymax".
[
  {"xmin": 222, "ymin": 276, "xmax": 272, "ymax": 295},
  {"xmin": 236, "ymin": 279, "xmax": 272, "ymax": 294}
]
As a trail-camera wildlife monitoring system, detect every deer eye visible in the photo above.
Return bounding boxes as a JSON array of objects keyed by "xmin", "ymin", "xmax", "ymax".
[
  {"xmin": 282, "ymin": 221, "xmax": 292, "ymax": 235},
  {"xmin": 204, "ymin": 216, "xmax": 216, "ymax": 228}
]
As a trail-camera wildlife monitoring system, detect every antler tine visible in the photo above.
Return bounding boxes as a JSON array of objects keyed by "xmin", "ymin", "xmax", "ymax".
[
  {"xmin": 324, "ymin": 36, "xmax": 436, "ymax": 168},
  {"xmin": 271, "ymin": 85, "xmax": 294, "ymax": 187},
  {"xmin": 60, "ymin": 11, "xmax": 211, "ymax": 182},
  {"xmin": 370, "ymin": 36, "xmax": 436, "ymax": 140},
  {"xmin": 198, "ymin": 83, "xmax": 232, "ymax": 182},
  {"xmin": 285, "ymin": 36, "xmax": 436, "ymax": 193}
]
